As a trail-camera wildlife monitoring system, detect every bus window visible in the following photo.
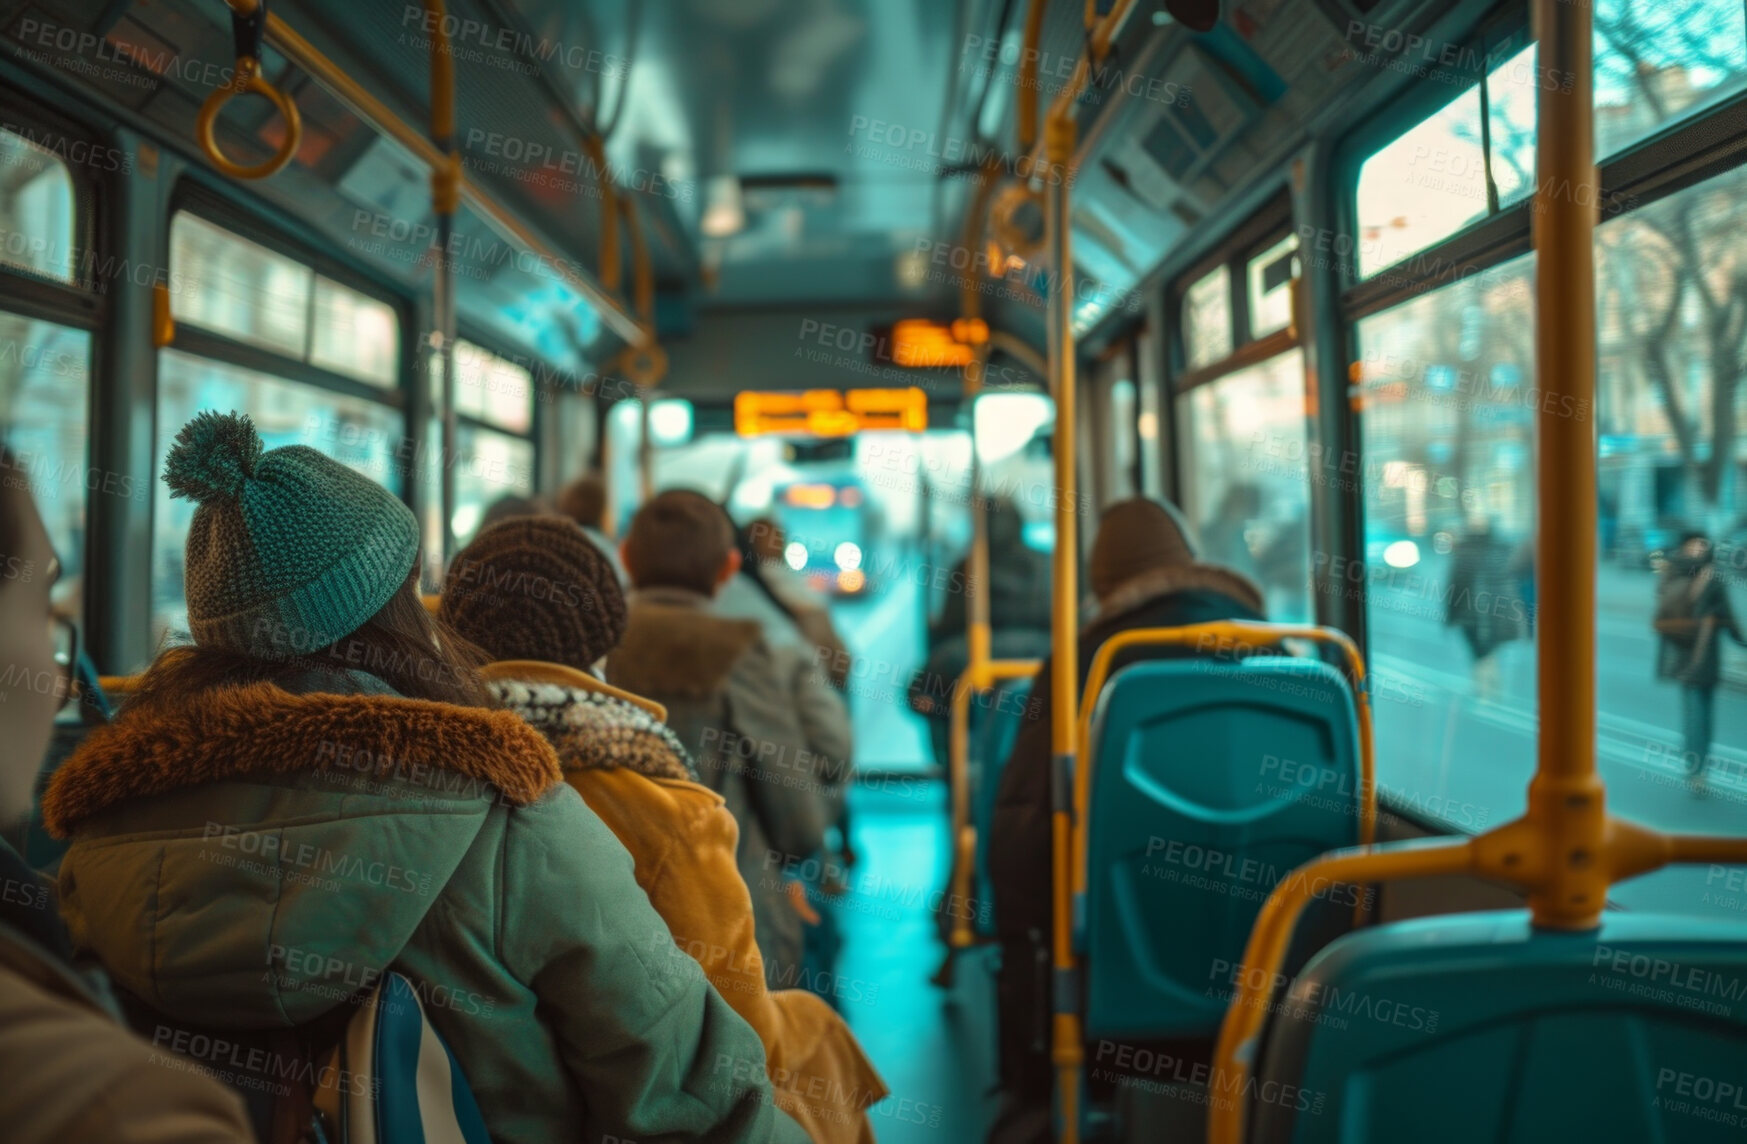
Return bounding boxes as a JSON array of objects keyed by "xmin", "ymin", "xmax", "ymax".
[
  {"xmin": 1356, "ymin": 43, "xmax": 1540, "ymax": 279},
  {"xmin": 1181, "ymin": 264, "xmax": 1232, "ymax": 370},
  {"xmin": 0, "ymin": 314, "xmax": 90, "ymax": 617},
  {"xmin": 170, "ymin": 212, "xmax": 312, "ymax": 358},
  {"xmin": 1594, "ymin": 0, "xmax": 1747, "ymax": 162},
  {"xmin": 426, "ymin": 340, "xmax": 539, "ymax": 553},
  {"xmin": 1175, "ymin": 351, "xmax": 1312, "ymax": 623},
  {"xmin": 1354, "ymin": 252, "xmax": 1535, "ymax": 834},
  {"xmin": 0, "ymin": 128, "xmax": 74, "ymax": 282},
  {"xmin": 311, "ymin": 277, "xmax": 399, "ymax": 389},
  {"xmin": 153, "ymin": 350, "xmax": 404, "ymax": 646}
]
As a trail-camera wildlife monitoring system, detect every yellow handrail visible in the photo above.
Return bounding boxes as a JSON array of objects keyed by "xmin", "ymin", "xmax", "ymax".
[
  {"xmin": 945, "ymin": 659, "xmax": 1043, "ymax": 953},
  {"xmin": 197, "ymin": 0, "xmax": 301, "ymax": 179},
  {"xmin": 1043, "ymin": 5, "xmax": 1138, "ymax": 1138},
  {"xmin": 1071, "ymin": 620, "xmax": 1375, "ymax": 902},
  {"xmin": 216, "ymin": 0, "xmax": 642, "ymax": 344}
]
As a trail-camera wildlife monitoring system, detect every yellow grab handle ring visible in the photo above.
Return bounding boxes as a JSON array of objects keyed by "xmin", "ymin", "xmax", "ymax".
[
  {"xmin": 196, "ymin": 59, "xmax": 302, "ymax": 180},
  {"xmin": 619, "ymin": 340, "xmax": 668, "ymax": 388},
  {"xmin": 990, "ymin": 182, "xmax": 1045, "ymax": 262}
]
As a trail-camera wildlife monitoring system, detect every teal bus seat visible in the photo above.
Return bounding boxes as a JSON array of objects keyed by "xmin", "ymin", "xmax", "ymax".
[
  {"xmin": 1250, "ymin": 911, "xmax": 1747, "ymax": 1143},
  {"xmin": 973, "ymin": 677, "xmax": 1034, "ymax": 938},
  {"xmin": 1083, "ymin": 657, "xmax": 1361, "ymax": 1043}
]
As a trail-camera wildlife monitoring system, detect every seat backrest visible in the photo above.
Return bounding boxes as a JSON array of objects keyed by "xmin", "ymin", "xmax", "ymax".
[
  {"xmin": 973, "ymin": 677, "xmax": 1034, "ymax": 937},
  {"xmin": 1251, "ymin": 910, "xmax": 1747, "ymax": 1143},
  {"xmin": 1083, "ymin": 657, "xmax": 1361, "ymax": 1042}
]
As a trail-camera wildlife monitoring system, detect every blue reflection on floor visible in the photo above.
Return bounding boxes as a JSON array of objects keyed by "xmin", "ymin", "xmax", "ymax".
[{"xmin": 831, "ymin": 777, "xmax": 1000, "ymax": 1143}]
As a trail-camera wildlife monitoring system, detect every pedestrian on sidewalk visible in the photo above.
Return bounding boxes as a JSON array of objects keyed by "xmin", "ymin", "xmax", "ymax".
[
  {"xmin": 1445, "ymin": 516, "xmax": 1529, "ymax": 700},
  {"xmin": 1653, "ymin": 532, "xmax": 1746, "ymax": 784}
]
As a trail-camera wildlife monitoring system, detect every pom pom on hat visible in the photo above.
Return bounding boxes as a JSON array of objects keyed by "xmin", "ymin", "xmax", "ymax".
[{"xmin": 163, "ymin": 411, "xmax": 263, "ymax": 505}]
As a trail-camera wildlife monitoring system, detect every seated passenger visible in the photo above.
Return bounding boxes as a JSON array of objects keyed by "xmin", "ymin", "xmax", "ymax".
[
  {"xmin": 910, "ymin": 498, "xmax": 1053, "ymax": 766},
  {"xmin": 0, "ymin": 446, "xmax": 255, "ymax": 1143},
  {"xmin": 441, "ymin": 516, "xmax": 888, "ymax": 1143},
  {"xmin": 607, "ymin": 489, "xmax": 852, "ymax": 986},
  {"xmin": 44, "ymin": 413, "xmax": 809, "ymax": 1144},
  {"xmin": 985, "ymin": 496, "xmax": 1265, "ymax": 1142},
  {"xmin": 556, "ymin": 472, "xmax": 629, "ymax": 585},
  {"xmin": 474, "ymin": 490, "xmax": 550, "ymax": 539}
]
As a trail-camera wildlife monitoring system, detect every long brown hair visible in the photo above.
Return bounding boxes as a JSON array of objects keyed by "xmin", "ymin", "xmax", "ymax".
[{"xmin": 126, "ymin": 565, "xmax": 496, "ymax": 713}]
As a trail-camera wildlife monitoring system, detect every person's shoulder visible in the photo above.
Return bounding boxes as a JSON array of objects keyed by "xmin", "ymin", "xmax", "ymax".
[{"xmin": 0, "ymin": 954, "xmax": 250, "ymax": 1142}]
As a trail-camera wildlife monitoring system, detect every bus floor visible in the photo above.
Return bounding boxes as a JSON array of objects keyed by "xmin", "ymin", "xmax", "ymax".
[{"xmin": 832, "ymin": 777, "xmax": 1001, "ymax": 1142}]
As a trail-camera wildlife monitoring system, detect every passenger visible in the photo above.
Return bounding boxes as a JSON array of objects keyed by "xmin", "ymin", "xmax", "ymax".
[
  {"xmin": 556, "ymin": 471, "xmax": 630, "ymax": 585},
  {"xmin": 984, "ymin": 497, "xmax": 1265, "ymax": 1143},
  {"xmin": 0, "ymin": 446, "xmax": 255, "ymax": 1143},
  {"xmin": 44, "ymin": 414, "xmax": 810, "ymax": 1144},
  {"xmin": 474, "ymin": 490, "xmax": 549, "ymax": 539},
  {"xmin": 719, "ymin": 519, "xmax": 854, "ymax": 688},
  {"xmin": 607, "ymin": 489, "xmax": 852, "ymax": 987},
  {"xmin": 441, "ymin": 515, "xmax": 888, "ymax": 1143},
  {"xmin": 910, "ymin": 497, "xmax": 1053, "ymax": 767}
]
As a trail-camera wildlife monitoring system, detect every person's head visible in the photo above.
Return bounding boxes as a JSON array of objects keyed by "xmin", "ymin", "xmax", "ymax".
[
  {"xmin": 475, "ymin": 492, "xmax": 548, "ymax": 539},
  {"xmin": 556, "ymin": 474, "xmax": 607, "ymax": 532},
  {"xmin": 621, "ymin": 489, "xmax": 740, "ymax": 596},
  {"xmin": 0, "ymin": 448, "xmax": 69, "ymax": 825},
  {"xmin": 746, "ymin": 516, "xmax": 787, "ymax": 563},
  {"xmin": 441, "ymin": 516, "xmax": 628, "ymax": 671},
  {"xmin": 131, "ymin": 411, "xmax": 493, "ymax": 709},
  {"xmin": 1087, "ymin": 497, "xmax": 1199, "ymax": 603},
  {"xmin": 1679, "ymin": 530, "xmax": 1712, "ymax": 562}
]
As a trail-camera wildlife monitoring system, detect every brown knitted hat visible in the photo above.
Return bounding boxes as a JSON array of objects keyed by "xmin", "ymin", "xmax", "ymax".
[
  {"xmin": 441, "ymin": 516, "xmax": 628, "ymax": 668},
  {"xmin": 1088, "ymin": 498, "xmax": 1199, "ymax": 601}
]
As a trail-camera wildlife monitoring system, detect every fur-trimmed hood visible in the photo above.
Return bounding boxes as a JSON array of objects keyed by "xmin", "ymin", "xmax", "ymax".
[
  {"xmin": 46, "ymin": 680, "xmax": 572, "ymax": 1032},
  {"xmin": 490, "ymin": 677, "xmax": 696, "ymax": 782},
  {"xmin": 609, "ymin": 589, "xmax": 764, "ymax": 700},
  {"xmin": 1094, "ymin": 562, "xmax": 1266, "ymax": 624},
  {"xmin": 44, "ymin": 682, "xmax": 563, "ymax": 837}
]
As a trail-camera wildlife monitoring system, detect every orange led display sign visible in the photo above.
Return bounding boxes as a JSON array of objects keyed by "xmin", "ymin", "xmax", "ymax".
[
  {"xmin": 889, "ymin": 318, "xmax": 985, "ymax": 367},
  {"xmin": 735, "ymin": 388, "xmax": 928, "ymax": 437}
]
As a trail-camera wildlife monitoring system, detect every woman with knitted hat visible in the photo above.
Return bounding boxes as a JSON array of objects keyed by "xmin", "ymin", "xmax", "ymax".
[
  {"xmin": 45, "ymin": 412, "xmax": 810, "ymax": 1144},
  {"xmin": 443, "ymin": 515, "xmax": 889, "ymax": 1144},
  {"xmin": 983, "ymin": 496, "xmax": 1266, "ymax": 1144}
]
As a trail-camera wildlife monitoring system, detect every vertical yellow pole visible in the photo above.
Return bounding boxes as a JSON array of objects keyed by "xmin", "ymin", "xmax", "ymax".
[
  {"xmin": 1526, "ymin": 0, "xmax": 1605, "ymax": 928},
  {"xmin": 1045, "ymin": 110, "xmax": 1083, "ymax": 1143}
]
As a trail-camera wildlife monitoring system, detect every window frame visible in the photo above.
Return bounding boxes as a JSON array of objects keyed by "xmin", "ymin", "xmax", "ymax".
[
  {"xmin": 1335, "ymin": 12, "xmax": 1747, "ymax": 324},
  {"xmin": 166, "ymin": 184, "xmax": 412, "ymax": 406},
  {"xmin": 1328, "ymin": 6, "xmax": 1747, "ymax": 836},
  {"xmin": 1167, "ymin": 192, "xmax": 1299, "ymax": 395},
  {"xmin": 0, "ymin": 97, "xmax": 108, "ymax": 331}
]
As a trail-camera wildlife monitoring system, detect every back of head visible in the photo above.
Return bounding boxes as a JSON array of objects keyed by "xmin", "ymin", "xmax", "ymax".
[
  {"xmin": 442, "ymin": 516, "xmax": 628, "ymax": 668},
  {"xmin": 136, "ymin": 411, "xmax": 491, "ymax": 707},
  {"xmin": 556, "ymin": 474, "xmax": 608, "ymax": 531},
  {"xmin": 623, "ymin": 489, "xmax": 735, "ymax": 596},
  {"xmin": 476, "ymin": 493, "xmax": 549, "ymax": 539},
  {"xmin": 1088, "ymin": 497, "xmax": 1199, "ymax": 602}
]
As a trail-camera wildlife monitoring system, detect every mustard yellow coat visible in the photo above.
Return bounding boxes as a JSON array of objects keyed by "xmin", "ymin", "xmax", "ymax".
[{"xmin": 485, "ymin": 663, "xmax": 888, "ymax": 1144}]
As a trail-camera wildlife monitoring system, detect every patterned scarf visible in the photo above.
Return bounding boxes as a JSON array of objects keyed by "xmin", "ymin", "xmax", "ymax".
[{"xmin": 489, "ymin": 679, "xmax": 696, "ymax": 782}]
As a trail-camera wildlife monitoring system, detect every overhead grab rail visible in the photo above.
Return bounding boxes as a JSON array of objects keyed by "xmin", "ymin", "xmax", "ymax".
[
  {"xmin": 1203, "ymin": 4, "xmax": 1747, "ymax": 1139},
  {"xmin": 212, "ymin": 0, "xmax": 643, "ymax": 346},
  {"xmin": 197, "ymin": 0, "xmax": 302, "ymax": 179}
]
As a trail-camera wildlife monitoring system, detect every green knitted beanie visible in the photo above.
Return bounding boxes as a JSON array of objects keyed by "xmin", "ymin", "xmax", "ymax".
[{"xmin": 163, "ymin": 411, "xmax": 421, "ymax": 658}]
